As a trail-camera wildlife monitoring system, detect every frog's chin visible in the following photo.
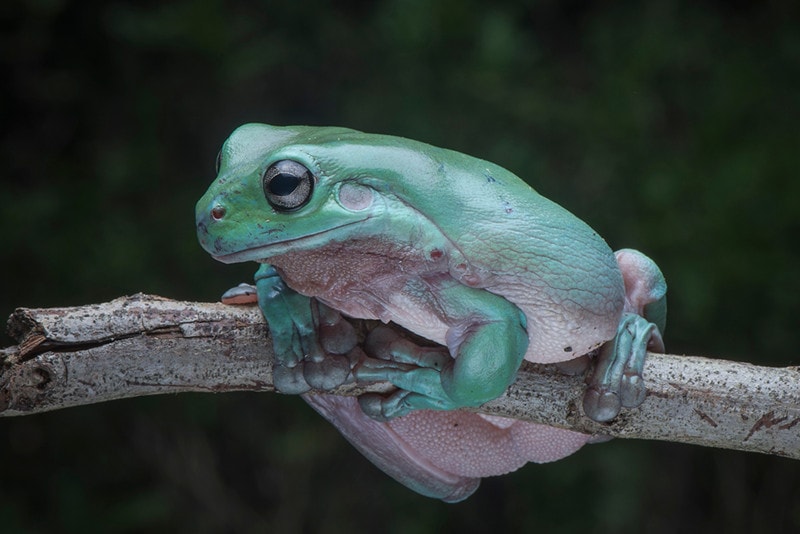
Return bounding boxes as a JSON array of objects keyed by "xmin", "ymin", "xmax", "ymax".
[
  {"xmin": 212, "ymin": 246, "xmax": 276, "ymax": 264},
  {"xmin": 212, "ymin": 218, "xmax": 369, "ymax": 264}
]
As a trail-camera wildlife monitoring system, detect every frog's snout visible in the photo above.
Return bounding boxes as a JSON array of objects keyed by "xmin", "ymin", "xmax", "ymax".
[
  {"xmin": 195, "ymin": 196, "xmax": 229, "ymax": 254},
  {"xmin": 196, "ymin": 195, "xmax": 228, "ymax": 228}
]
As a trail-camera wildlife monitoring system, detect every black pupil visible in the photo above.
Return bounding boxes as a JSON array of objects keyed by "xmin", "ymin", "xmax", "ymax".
[{"xmin": 269, "ymin": 173, "xmax": 300, "ymax": 196}]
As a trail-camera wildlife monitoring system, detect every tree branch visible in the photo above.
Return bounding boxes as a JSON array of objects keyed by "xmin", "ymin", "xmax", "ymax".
[{"xmin": 2, "ymin": 294, "xmax": 798, "ymax": 460}]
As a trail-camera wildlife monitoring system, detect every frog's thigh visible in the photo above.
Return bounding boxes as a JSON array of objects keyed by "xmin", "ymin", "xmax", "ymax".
[
  {"xmin": 438, "ymin": 284, "xmax": 529, "ymax": 408},
  {"xmin": 359, "ymin": 283, "xmax": 529, "ymax": 417}
]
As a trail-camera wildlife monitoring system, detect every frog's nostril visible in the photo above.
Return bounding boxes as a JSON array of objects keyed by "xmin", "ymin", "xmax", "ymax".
[{"xmin": 211, "ymin": 205, "xmax": 226, "ymax": 221}]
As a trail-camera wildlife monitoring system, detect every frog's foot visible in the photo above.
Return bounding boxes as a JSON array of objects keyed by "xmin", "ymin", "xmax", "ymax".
[
  {"xmin": 353, "ymin": 300, "xmax": 527, "ymax": 421},
  {"xmin": 583, "ymin": 313, "xmax": 665, "ymax": 422},
  {"xmin": 354, "ymin": 326, "xmax": 457, "ymax": 420},
  {"xmin": 363, "ymin": 326, "xmax": 452, "ymax": 372},
  {"xmin": 358, "ymin": 387, "xmax": 467, "ymax": 421},
  {"xmin": 253, "ymin": 264, "xmax": 356, "ymax": 395}
]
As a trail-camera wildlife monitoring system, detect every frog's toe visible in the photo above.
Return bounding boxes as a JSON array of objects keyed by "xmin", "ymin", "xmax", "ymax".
[
  {"xmin": 273, "ymin": 348, "xmax": 352, "ymax": 394},
  {"xmin": 270, "ymin": 329, "xmax": 306, "ymax": 368},
  {"xmin": 583, "ymin": 386, "xmax": 622, "ymax": 423},
  {"xmin": 377, "ymin": 390, "xmax": 416, "ymax": 419},
  {"xmin": 620, "ymin": 372, "xmax": 647, "ymax": 407},
  {"xmin": 220, "ymin": 283, "xmax": 259, "ymax": 305},
  {"xmin": 317, "ymin": 306, "xmax": 358, "ymax": 356},
  {"xmin": 364, "ymin": 325, "xmax": 451, "ymax": 370},
  {"xmin": 273, "ymin": 364, "xmax": 312, "ymax": 394},
  {"xmin": 357, "ymin": 393, "xmax": 393, "ymax": 422},
  {"xmin": 303, "ymin": 354, "xmax": 351, "ymax": 390},
  {"xmin": 353, "ymin": 356, "xmax": 415, "ymax": 382},
  {"xmin": 357, "ymin": 390, "xmax": 421, "ymax": 420}
]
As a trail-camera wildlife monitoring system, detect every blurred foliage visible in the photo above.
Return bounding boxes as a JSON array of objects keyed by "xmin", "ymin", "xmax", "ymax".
[{"xmin": 1, "ymin": 0, "xmax": 798, "ymax": 532}]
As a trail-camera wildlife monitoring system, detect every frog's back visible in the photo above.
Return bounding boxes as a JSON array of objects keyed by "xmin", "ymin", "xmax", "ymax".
[
  {"xmin": 363, "ymin": 136, "xmax": 625, "ymax": 363},
  {"xmin": 292, "ymin": 128, "xmax": 626, "ymax": 363}
]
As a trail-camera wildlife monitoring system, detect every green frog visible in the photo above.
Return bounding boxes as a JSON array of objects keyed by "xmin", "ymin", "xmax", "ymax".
[{"xmin": 196, "ymin": 124, "xmax": 666, "ymax": 501}]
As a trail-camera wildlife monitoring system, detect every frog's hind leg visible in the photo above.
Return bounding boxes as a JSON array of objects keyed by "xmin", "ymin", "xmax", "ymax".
[
  {"xmin": 583, "ymin": 249, "xmax": 666, "ymax": 423},
  {"xmin": 354, "ymin": 284, "xmax": 529, "ymax": 420}
]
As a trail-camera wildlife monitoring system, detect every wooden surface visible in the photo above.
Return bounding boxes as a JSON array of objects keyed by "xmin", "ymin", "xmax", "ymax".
[{"xmin": 2, "ymin": 294, "xmax": 798, "ymax": 459}]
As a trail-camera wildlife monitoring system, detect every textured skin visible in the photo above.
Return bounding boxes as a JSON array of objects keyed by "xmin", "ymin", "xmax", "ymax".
[
  {"xmin": 303, "ymin": 394, "xmax": 588, "ymax": 502},
  {"xmin": 196, "ymin": 124, "xmax": 666, "ymax": 501}
]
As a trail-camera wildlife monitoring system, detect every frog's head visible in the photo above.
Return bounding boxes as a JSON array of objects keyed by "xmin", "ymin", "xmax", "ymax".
[{"xmin": 196, "ymin": 123, "xmax": 395, "ymax": 263}]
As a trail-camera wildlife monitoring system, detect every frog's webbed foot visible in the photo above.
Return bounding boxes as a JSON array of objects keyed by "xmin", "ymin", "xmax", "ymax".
[
  {"xmin": 582, "ymin": 249, "xmax": 667, "ymax": 423},
  {"xmin": 354, "ymin": 290, "xmax": 528, "ymax": 421},
  {"xmin": 583, "ymin": 314, "xmax": 664, "ymax": 422},
  {"xmin": 354, "ymin": 326, "xmax": 456, "ymax": 420},
  {"xmin": 253, "ymin": 264, "xmax": 357, "ymax": 394}
]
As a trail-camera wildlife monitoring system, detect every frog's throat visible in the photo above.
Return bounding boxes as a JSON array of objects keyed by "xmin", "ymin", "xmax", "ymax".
[{"xmin": 212, "ymin": 216, "xmax": 371, "ymax": 264}]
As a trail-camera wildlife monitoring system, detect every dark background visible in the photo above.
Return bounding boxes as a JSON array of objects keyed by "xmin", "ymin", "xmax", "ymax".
[{"xmin": 2, "ymin": 0, "xmax": 798, "ymax": 532}]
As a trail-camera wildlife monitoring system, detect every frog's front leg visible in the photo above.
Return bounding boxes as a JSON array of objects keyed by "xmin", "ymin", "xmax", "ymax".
[
  {"xmin": 583, "ymin": 249, "xmax": 667, "ymax": 422},
  {"xmin": 356, "ymin": 282, "xmax": 529, "ymax": 420},
  {"xmin": 251, "ymin": 264, "xmax": 355, "ymax": 394}
]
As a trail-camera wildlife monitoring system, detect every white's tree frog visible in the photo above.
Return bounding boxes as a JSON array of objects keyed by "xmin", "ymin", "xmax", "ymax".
[{"xmin": 196, "ymin": 124, "xmax": 666, "ymax": 501}]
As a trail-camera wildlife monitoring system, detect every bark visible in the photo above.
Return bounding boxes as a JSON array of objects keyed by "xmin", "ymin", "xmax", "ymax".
[{"xmin": 1, "ymin": 294, "xmax": 798, "ymax": 460}]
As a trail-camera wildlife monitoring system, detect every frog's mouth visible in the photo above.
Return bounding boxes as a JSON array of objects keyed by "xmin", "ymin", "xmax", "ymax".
[{"xmin": 212, "ymin": 217, "xmax": 370, "ymax": 264}]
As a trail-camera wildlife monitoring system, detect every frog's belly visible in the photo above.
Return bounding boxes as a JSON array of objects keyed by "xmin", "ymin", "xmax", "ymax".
[
  {"xmin": 270, "ymin": 245, "xmax": 621, "ymax": 364},
  {"xmin": 319, "ymin": 288, "xmax": 451, "ymax": 347},
  {"xmin": 315, "ymin": 275, "xmax": 620, "ymax": 365},
  {"xmin": 321, "ymin": 285, "xmax": 615, "ymax": 367},
  {"xmin": 495, "ymin": 281, "xmax": 622, "ymax": 364}
]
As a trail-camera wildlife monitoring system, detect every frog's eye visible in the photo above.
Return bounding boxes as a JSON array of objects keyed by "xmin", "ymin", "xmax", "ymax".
[
  {"xmin": 262, "ymin": 160, "xmax": 314, "ymax": 211},
  {"xmin": 215, "ymin": 150, "xmax": 222, "ymax": 174}
]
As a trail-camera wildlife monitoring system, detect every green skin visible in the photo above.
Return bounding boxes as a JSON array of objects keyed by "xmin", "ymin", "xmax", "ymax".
[{"xmin": 196, "ymin": 124, "xmax": 666, "ymax": 500}]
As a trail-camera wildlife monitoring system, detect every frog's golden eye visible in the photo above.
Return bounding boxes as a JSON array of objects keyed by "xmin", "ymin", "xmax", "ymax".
[
  {"xmin": 263, "ymin": 160, "xmax": 314, "ymax": 211},
  {"xmin": 215, "ymin": 150, "xmax": 222, "ymax": 174}
]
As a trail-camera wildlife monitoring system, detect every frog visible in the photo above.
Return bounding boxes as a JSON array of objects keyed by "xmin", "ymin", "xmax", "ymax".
[{"xmin": 195, "ymin": 123, "xmax": 667, "ymax": 502}]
